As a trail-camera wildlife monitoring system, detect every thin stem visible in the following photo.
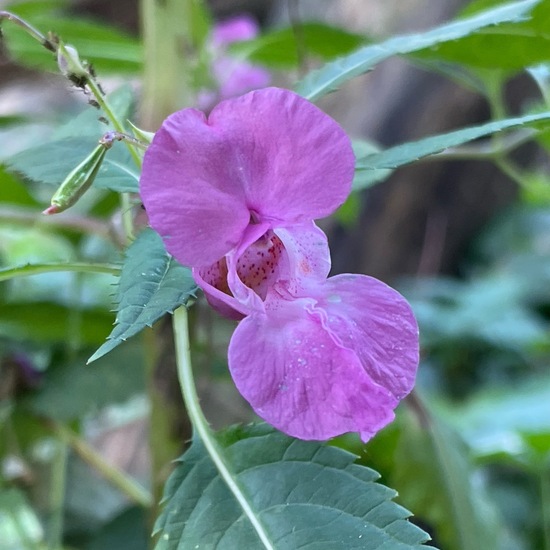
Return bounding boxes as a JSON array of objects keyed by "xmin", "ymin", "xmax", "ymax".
[
  {"xmin": 46, "ymin": 440, "xmax": 68, "ymax": 549},
  {"xmin": 0, "ymin": 262, "xmax": 120, "ymax": 282},
  {"xmin": 0, "ymin": 205, "xmax": 123, "ymax": 246},
  {"xmin": 86, "ymin": 76, "xmax": 142, "ymax": 169},
  {"xmin": 495, "ymin": 157, "xmax": 529, "ymax": 188},
  {"xmin": 51, "ymin": 422, "xmax": 153, "ymax": 508},
  {"xmin": 0, "ymin": 11, "xmax": 56, "ymax": 50},
  {"xmin": 172, "ymin": 307, "xmax": 275, "ymax": 550},
  {"xmin": 430, "ymin": 128, "xmax": 537, "ymax": 161},
  {"xmin": 119, "ymin": 193, "xmax": 135, "ymax": 242}
]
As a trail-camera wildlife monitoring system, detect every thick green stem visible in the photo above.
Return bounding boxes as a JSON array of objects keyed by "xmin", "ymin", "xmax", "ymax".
[
  {"xmin": 172, "ymin": 307, "xmax": 275, "ymax": 550},
  {"xmin": 140, "ymin": 0, "xmax": 199, "ymax": 128}
]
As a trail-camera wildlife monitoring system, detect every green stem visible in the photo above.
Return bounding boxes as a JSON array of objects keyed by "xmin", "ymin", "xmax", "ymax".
[
  {"xmin": 495, "ymin": 157, "xmax": 529, "ymax": 188},
  {"xmin": 429, "ymin": 128, "xmax": 537, "ymax": 161},
  {"xmin": 46, "ymin": 440, "xmax": 68, "ymax": 549},
  {"xmin": 52, "ymin": 422, "xmax": 153, "ymax": 508},
  {"xmin": 86, "ymin": 76, "xmax": 142, "ymax": 170},
  {"xmin": 0, "ymin": 11, "xmax": 56, "ymax": 50},
  {"xmin": 56, "ymin": 41, "xmax": 138, "ymax": 245},
  {"xmin": 0, "ymin": 205, "xmax": 121, "ymax": 245},
  {"xmin": 172, "ymin": 307, "xmax": 275, "ymax": 550},
  {"xmin": 140, "ymin": 0, "xmax": 199, "ymax": 128},
  {"xmin": 119, "ymin": 192, "xmax": 135, "ymax": 242},
  {"xmin": 0, "ymin": 262, "xmax": 120, "ymax": 282}
]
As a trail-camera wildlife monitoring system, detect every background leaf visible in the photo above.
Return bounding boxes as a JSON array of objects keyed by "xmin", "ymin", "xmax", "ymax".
[
  {"xmin": 6, "ymin": 137, "xmax": 139, "ymax": 194},
  {"xmin": 412, "ymin": 0, "xmax": 550, "ymax": 71},
  {"xmin": 154, "ymin": 423, "xmax": 435, "ymax": 550},
  {"xmin": 23, "ymin": 343, "xmax": 145, "ymax": 422},
  {"xmin": 0, "ymin": 302, "xmax": 112, "ymax": 345},
  {"xmin": 88, "ymin": 229, "xmax": 198, "ymax": 363},
  {"xmin": 392, "ymin": 407, "xmax": 509, "ymax": 550},
  {"xmin": 295, "ymin": 0, "xmax": 540, "ymax": 101},
  {"xmin": 0, "ymin": 488, "xmax": 44, "ymax": 548},
  {"xmin": 4, "ymin": 85, "xmax": 139, "ymax": 194},
  {"xmin": 230, "ymin": 23, "xmax": 365, "ymax": 68}
]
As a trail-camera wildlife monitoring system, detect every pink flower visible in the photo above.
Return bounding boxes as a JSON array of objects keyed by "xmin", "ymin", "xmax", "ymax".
[
  {"xmin": 198, "ymin": 15, "xmax": 270, "ymax": 109},
  {"xmin": 140, "ymin": 87, "xmax": 419, "ymax": 441}
]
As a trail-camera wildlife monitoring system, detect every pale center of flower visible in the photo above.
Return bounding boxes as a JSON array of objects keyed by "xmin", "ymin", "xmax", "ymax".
[{"xmin": 199, "ymin": 231, "xmax": 285, "ymax": 300}]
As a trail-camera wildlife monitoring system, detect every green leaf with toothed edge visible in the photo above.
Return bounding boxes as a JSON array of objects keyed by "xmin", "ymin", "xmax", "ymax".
[
  {"xmin": 295, "ymin": 0, "xmax": 541, "ymax": 101},
  {"xmin": 154, "ymin": 423, "xmax": 437, "ymax": 550},
  {"xmin": 88, "ymin": 228, "xmax": 198, "ymax": 363},
  {"xmin": 353, "ymin": 110, "xmax": 550, "ymax": 186}
]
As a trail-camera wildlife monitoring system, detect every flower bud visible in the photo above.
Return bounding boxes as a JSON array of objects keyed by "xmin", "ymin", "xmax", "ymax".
[
  {"xmin": 57, "ymin": 42, "xmax": 87, "ymax": 82},
  {"xmin": 43, "ymin": 143, "xmax": 107, "ymax": 215}
]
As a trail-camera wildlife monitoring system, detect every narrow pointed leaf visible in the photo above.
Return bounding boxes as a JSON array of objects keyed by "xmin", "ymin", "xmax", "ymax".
[
  {"xmin": 354, "ymin": 111, "xmax": 550, "ymax": 189},
  {"xmin": 155, "ymin": 424, "xmax": 436, "ymax": 550},
  {"xmin": 295, "ymin": 0, "xmax": 540, "ymax": 101},
  {"xmin": 88, "ymin": 229, "xmax": 197, "ymax": 363}
]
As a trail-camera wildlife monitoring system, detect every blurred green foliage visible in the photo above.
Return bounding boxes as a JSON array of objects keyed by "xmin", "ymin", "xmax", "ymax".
[{"xmin": 1, "ymin": 0, "xmax": 550, "ymax": 548}]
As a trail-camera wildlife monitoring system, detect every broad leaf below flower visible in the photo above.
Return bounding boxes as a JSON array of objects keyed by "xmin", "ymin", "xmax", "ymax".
[{"xmin": 154, "ymin": 423, "xmax": 436, "ymax": 550}]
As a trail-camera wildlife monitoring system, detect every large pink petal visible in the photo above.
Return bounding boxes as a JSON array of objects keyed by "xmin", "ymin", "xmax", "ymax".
[
  {"xmin": 228, "ymin": 299, "xmax": 399, "ymax": 441},
  {"xmin": 315, "ymin": 274, "xmax": 419, "ymax": 400},
  {"xmin": 140, "ymin": 88, "xmax": 354, "ymax": 267},
  {"xmin": 208, "ymin": 88, "xmax": 354, "ymax": 224},
  {"xmin": 140, "ymin": 108, "xmax": 250, "ymax": 267}
]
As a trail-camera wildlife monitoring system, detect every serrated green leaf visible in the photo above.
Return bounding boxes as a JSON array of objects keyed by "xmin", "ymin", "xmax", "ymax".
[
  {"xmin": 230, "ymin": 23, "xmax": 365, "ymax": 68},
  {"xmin": 295, "ymin": 0, "xmax": 540, "ymax": 101},
  {"xmin": 6, "ymin": 136, "xmax": 139, "ymax": 193},
  {"xmin": 355, "ymin": 111, "xmax": 550, "ymax": 176},
  {"xmin": 88, "ymin": 229, "xmax": 197, "ymax": 363},
  {"xmin": 155, "ymin": 423, "xmax": 435, "ymax": 550},
  {"xmin": 412, "ymin": 0, "xmax": 550, "ymax": 72}
]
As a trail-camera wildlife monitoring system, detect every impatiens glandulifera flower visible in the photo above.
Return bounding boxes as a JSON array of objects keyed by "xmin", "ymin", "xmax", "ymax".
[{"xmin": 140, "ymin": 87, "xmax": 419, "ymax": 441}]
